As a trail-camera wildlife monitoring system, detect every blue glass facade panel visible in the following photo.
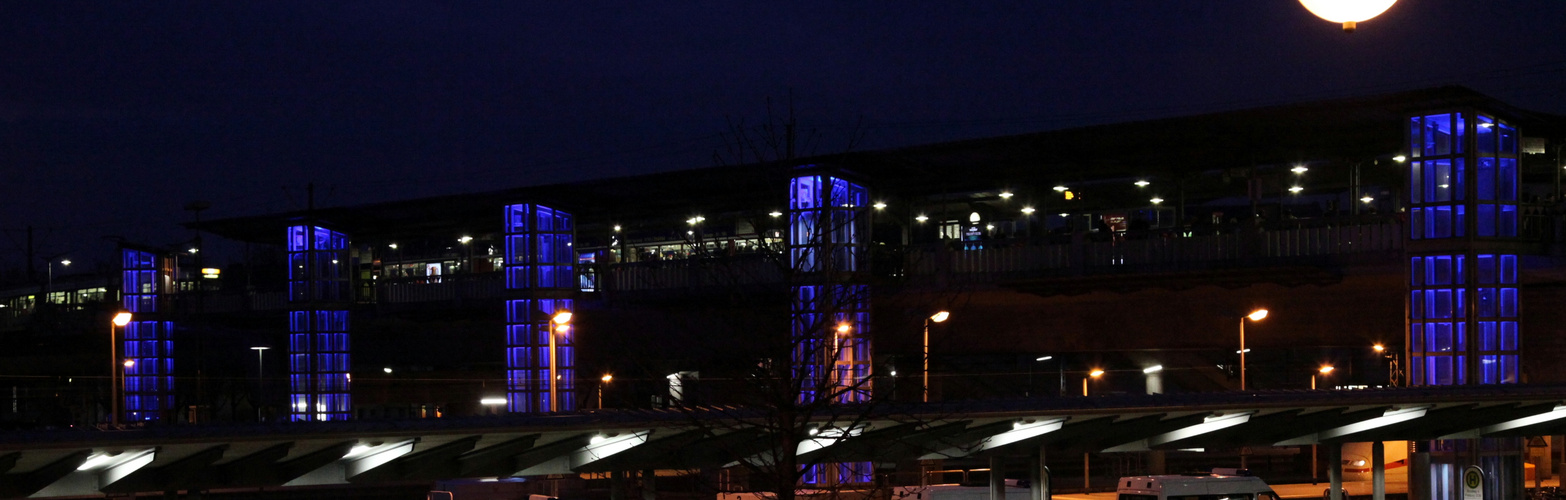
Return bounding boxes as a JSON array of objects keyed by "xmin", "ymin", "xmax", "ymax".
[
  {"xmin": 1407, "ymin": 112, "xmax": 1521, "ymax": 389},
  {"xmin": 285, "ymin": 225, "xmax": 352, "ymax": 422},
  {"xmin": 503, "ymin": 203, "xmax": 576, "ymax": 413},
  {"xmin": 118, "ymin": 248, "xmax": 174, "ymax": 422}
]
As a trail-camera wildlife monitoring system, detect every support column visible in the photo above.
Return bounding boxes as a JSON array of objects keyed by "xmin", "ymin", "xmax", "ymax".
[
  {"xmin": 989, "ymin": 456, "xmax": 1006, "ymax": 500},
  {"xmin": 641, "ymin": 469, "xmax": 656, "ymax": 500},
  {"xmin": 610, "ymin": 470, "xmax": 625, "ymax": 500},
  {"xmin": 1083, "ymin": 453, "xmax": 1090, "ymax": 492},
  {"xmin": 1372, "ymin": 441, "xmax": 1386, "ymax": 500},
  {"xmin": 1328, "ymin": 443, "xmax": 1343, "ymax": 500},
  {"xmin": 1029, "ymin": 444, "xmax": 1050, "ymax": 500}
]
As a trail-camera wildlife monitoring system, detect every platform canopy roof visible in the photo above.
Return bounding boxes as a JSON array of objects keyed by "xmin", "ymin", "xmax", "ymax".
[
  {"xmin": 5, "ymin": 384, "xmax": 1566, "ymax": 498},
  {"xmin": 196, "ymin": 86, "xmax": 1564, "ymax": 245}
]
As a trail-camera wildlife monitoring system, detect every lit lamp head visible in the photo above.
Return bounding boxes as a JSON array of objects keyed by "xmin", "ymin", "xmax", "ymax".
[
  {"xmin": 1246, "ymin": 309, "xmax": 1269, "ymax": 322},
  {"xmin": 1373, "ymin": 344, "xmax": 1386, "ymax": 353},
  {"xmin": 1319, "ymin": 365, "xmax": 1335, "ymax": 375},
  {"xmin": 1297, "ymin": 0, "xmax": 1397, "ymax": 32},
  {"xmin": 123, "ymin": 359, "xmax": 135, "ymax": 368},
  {"xmin": 601, "ymin": 374, "xmax": 613, "ymax": 383},
  {"xmin": 551, "ymin": 311, "xmax": 573, "ymax": 325},
  {"xmin": 929, "ymin": 311, "xmax": 950, "ymax": 323},
  {"xmin": 1089, "ymin": 369, "xmax": 1105, "ymax": 378},
  {"xmin": 835, "ymin": 323, "xmax": 853, "ymax": 335},
  {"xmin": 112, "ymin": 312, "xmax": 133, "ymax": 327}
]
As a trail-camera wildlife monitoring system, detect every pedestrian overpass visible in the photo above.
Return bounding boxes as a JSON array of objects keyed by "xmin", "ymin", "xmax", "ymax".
[{"xmin": 3, "ymin": 385, "xmax": 1564, "ymax": 498}]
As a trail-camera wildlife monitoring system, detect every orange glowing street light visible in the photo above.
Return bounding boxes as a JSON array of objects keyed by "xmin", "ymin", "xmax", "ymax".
[
  {"xmin": 1083, "ymin": 369, "xmax": 1105, "ymax": 396},
  {"xmin": 548, "ymin": 310, "xmax": 573, "ymax": 412},
  {"xmin": 1239, "ymin": 308, "xmax": 1268, "ymax": 390},
  {"xmin": 923, "ymin": 311, "xmax": 950, "ymax": 403}
]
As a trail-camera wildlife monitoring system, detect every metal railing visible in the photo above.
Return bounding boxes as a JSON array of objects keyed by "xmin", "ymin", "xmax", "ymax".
[{"xmin": 905, "ymin": 220, "xmax": 1407, "ymax": 283}]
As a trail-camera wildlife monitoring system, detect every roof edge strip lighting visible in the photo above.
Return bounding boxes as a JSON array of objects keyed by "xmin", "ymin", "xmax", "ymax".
[
  {"xmin": 922, "ymin": 417, "xmax": 1067, "ymax": 459},
  {"xmin": 1440, "ymin": 404, "xmax": 1566, "ymax": 439},
  {"xmin": 1104, "ymin": 412, "xmax": 1253, "ymax": 452},
  {"xmin": 1275, "ymin": 406, "xmax": 1428, "ymax": 446}
]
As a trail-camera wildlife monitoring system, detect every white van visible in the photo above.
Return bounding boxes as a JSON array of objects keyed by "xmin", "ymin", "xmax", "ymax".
[{"xmin": 1116, "ymin": 473, "xmax": 1280, "ymax": 500}]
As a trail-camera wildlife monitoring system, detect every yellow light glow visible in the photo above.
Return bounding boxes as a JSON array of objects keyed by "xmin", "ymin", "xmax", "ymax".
[
  {"xmin": 1319, "ymin": 365, "xmax": 1335, "ymax": 374},
  {"xmin": 835, "ymin": 323, "xmax": 852, "ymax": 335},
  {"xmin": 201, "ymin": 268, "xmax": 221, "ymax": 279},
  {"xmin": 601, "ymin": 374, "xmax": 613, "ymax": 383},
  {"xmin": 1247, "ymin": 309, "xmax": 1269, "ymax": 321},
  {"xmin": 1089, "ymin": 369, "xmax": 1105, "ymax": 378},
  {"xmin": 552, "ymin": 311, "xmax": 573, "ymax": 324},
  {"xmin": 1373, "ymin": 344, "xmax": 1385, "ymax": 352},
  {"xmin": 113, "ymin": 312, "xmax": 133, "ymax": 326},
  {"xmin": 930, "ymin": 311, "xmax": 950, "ymax": 323},
  {"xmin": 1298, "ymin": 0, "xmax": 1397, "ymax": 32},
  {"xmin": 123, "ymin": 359, "xmax": 135, "ymax": 368}
]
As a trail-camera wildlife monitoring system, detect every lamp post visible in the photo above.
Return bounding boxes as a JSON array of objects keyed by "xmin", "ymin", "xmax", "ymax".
[
  {"xmin": 1239, "ymin": 308, "xmax": 1268, "ymax": 390},
  {"xmin": 599, "ymin": 374, "xmax": 612, "ymax": 409},
  {"xmin": 923, "ymin": 311, "xmax": 950, "ymax": 403},
  {"xmin": 1029, "ymin": 355, "xmax": 1054, "ymax": 397},
  {"xmin": 110, "ymin": 311, "xmax": 131, "ymax": 427},
  {"xmin": 251, "ymin": 346, "xmax": 270, "ymax": 419},
  {"xmin": 47, "ymin": 258, "xmax": 70, "ymax": 297},
  {"xmin": 548, "ymin": 310, "xmax": 572, "ymax": 412},
  {"xmin": 1373, "ymin": 343, "xmax": 1402, "ymax": 387},
  {"xmin": 1313, "ymin": 365, "xmax": 1335, "ymax": 390},
  {"xmin": 1083, "ymin": 369, "xmax": 1104, "ymax": 396}
]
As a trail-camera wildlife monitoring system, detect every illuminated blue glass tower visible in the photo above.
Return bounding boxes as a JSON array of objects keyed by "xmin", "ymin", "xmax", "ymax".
[
  {"xmin": 789, "ymin": 174, "xmax": 872, "ymax": 404},
  {"xmin": 502, "ymin": 204, "xmax": 576, "ymax": 413},
  {"xmin": 120, "ymin": 248, "xmax": 174, "ymax": 422},
  {"xmin": 285, "ymin": 224, "xmax": 352, "ymax": 421},
  {"xmin": 790, "ymin": 172, "xmax": 874, "ymax": 486},
  {"xmin": 1406, "ymin": 112, "xmax": 1522, "ymax": 386},
  {"xmin": 1406, "ymin": 111, "xmax": 1525, "ymax": 500}
]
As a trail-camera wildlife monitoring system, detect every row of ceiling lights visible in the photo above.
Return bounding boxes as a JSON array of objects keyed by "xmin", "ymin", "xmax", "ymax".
[{"xmin": 611, "ymin": 157, "xmax": 1414, "ymax": 234}]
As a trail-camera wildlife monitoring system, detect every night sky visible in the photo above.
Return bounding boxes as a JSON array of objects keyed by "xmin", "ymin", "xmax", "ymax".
[{"xmin": 2, "ymin": 1, "xmax": 1564, "ymax": 274}]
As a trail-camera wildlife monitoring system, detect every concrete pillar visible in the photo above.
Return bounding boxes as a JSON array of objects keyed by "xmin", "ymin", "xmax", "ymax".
[
  {"xmin": 1328, "ymin": 443, "xmax": 1343, "ymax": 500},
  {"xmin": 1149, "ymin": 450, "xmax": 1166, "ymax": 475},
  {"xmin": 990, "ymin": 456, "xmax": 1006, "ymax": 500},
  {"xmin": 641, "ymin": 469, "xmax": 656, "ymax": 500},
  {"xmin": 1029, "ymin": 444, "xmax": 1050, "ymax": 500},
  {"xmin": 1083, "ymin": 452, "xmax": 1091, "ymax": 492},
  {"xmin": 1410, "ymin": 442, "xmax": 1431, "ymax": 500},
  {"xmin": 1372, "ymin": 441, "xmax": 1385, "ymax": 500}
]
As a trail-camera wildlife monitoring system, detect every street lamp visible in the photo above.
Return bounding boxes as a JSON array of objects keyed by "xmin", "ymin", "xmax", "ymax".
[
  {"xmin": 1374, "ymin": 343, "xmax": 1402, "ymax": 387},
  {"xmin": 251, "ymin": 346, "xmax": 270, "ymax": 418},
  {"xmin": 110, "ymin": 311, "xmax": 132, "ymax": 426},
  {"xmin": 46, "ymin": 258, "xmax": 71, "ymax": 297},
  {"xmin": 1084, "ymin": 369, "xmax": 1104, "ymax": 396},
  {"xmin": 1239, "ymin": 308, "xmax": 1268, "ymax": 390},
  {"xmin": 1313, "ymin": 365, "xmax": 1335, "ymax": 390},
  {"xmin": 923, "ymin": 311, "xmax": 950, "ymax": 402},
  {"xmin": 548, "ymin": 310, "xmax": 572, "ymax": 412},
  {"xmin": 599, "ymin": 374, "xmax": 613, "ymax": 409}
]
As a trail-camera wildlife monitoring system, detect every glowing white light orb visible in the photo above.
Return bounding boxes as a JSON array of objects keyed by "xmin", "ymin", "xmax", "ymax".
[{"xmin": 1298, "ymin": 0, "xmax": 1396, "ymax": 32}]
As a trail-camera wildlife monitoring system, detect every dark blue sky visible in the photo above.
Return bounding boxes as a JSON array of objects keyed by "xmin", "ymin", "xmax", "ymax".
[{"xmin": 2, "ymin": 1, "xmax": 1564, "ymax": 273}]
